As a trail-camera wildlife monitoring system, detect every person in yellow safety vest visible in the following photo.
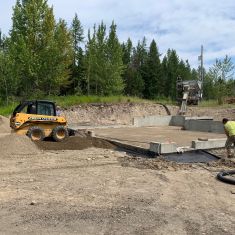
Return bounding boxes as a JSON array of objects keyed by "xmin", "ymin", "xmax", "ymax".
[{"xmin": 222, "ymin": 118, "xmax": 235, "ymax": 158}]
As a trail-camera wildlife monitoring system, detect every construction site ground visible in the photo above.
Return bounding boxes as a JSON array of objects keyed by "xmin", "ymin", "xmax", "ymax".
[
  {"xmin": 86, "ymin": 126, "xmax": 226, "ymax": 149},
  {"xmin": 0, "ymin": 103, "xmax": 235, "ymax": 234}
]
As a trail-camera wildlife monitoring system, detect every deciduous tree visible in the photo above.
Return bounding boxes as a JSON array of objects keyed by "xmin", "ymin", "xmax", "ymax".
[{"xmin": 8, "ymin": 0, "xmax": 73, "ymax": 97}]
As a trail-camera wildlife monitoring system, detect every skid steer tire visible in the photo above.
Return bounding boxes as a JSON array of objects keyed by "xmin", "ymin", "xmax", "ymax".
[
  {"xmin": 52, "ymin": 126, "xmax": 68, "ymax": 142},
  {"xmin": 27, "ymin": 126, "xmax": 45, "ymax": 141},
  {"xmin": 217, "ymin": 170, "xmax": 235, "ymax": 185}
]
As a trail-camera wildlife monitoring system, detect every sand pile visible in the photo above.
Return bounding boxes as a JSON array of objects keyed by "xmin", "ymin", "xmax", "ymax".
[
  {"xmin": 0, "ymin": 134, "xmax": 41, "ymax": 156},
  {"xmin": 0, "ymin": 115, "xmax": 11, "ymax": 133}
]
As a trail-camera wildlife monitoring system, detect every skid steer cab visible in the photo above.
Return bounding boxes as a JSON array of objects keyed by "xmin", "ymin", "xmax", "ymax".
[{"xmin": 10, "ymin": 100, "xmax": 68, "ymax": 142}]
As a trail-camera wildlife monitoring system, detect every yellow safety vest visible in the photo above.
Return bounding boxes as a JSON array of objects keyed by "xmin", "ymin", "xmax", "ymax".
[{"xmin": 224, "ymin": 121, "xmax": 235, "ymax": 136}]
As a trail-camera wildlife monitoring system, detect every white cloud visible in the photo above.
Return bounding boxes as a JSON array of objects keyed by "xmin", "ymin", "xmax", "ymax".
[{"xmin": 1, "ymin": 0, "xmax": 235, "ymax": 70}]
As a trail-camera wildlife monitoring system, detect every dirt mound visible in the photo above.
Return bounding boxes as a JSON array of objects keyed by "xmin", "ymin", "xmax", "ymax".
[
  {"xmin": 35, "ymin": 136, "xmax": 116, "ymax": 151},
  {"xmin": 0, "ymin": 115, "xmax": 11, "ymax": 133},
  {"xmin": 63, "ymin": 103, "xmax": 170, "ymax": 125},
  {"xmin": 0, "ymin": 134, "xmax": 40, "ymax": 156},
  {"xmin": 63, "ymin": 102, "xmax": 235, "ymax": 126}
]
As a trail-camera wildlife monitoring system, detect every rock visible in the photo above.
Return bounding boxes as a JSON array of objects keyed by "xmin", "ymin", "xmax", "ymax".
[
  {"xmin": 30, "ymin": 200, "xmax": 37, "ymax": 205},
  {"xmin": 33, "ymin": 186, "xmax": 40, "ymax": 190}
]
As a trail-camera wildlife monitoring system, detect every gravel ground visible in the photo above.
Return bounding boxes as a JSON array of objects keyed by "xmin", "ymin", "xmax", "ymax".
[
  {"xmin": 0, "ymin": 148, "xmax": 234, "ymax": 235},
  {"xmin": 0, "ymin": 105, "xmax": 235, "ymax": 234}
]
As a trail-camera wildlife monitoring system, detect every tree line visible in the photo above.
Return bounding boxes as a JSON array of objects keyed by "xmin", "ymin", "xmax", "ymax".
[{"xmin": 0, "ymin": 0, "xmax": 234, "ymax": 105}]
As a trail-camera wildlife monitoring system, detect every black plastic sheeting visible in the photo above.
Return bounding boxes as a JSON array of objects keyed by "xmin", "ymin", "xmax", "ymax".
[{"xmin": 163, "ymin": 150, "xmax": 219, "ymax": 163}]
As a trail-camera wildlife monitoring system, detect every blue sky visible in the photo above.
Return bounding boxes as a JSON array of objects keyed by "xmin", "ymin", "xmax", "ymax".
[{"xmin": 1, "ymin": 0, "xmax": 235, "ymax": 70}]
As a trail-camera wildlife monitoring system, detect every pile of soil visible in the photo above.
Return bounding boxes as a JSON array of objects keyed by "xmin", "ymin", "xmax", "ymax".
[
  {"xmin": 0, "ymin": 115, "xmax": 11, "ymax": 133},
  {"xmin": 35, "ymin": 136, "xmax": 116, "ymax": 151},
  {"xmin": 63, "ymin": 103, "xmax": 170, "ymax": 125},
  {"xmin": 0, "ymin": 115, "xmax": 40, "ymax": 156},
  {"xmin": 185, "ymin": 106, "xmax": 235, "ymax": 121},
  {"xmin": 0, "ymin": 134, "xmax": 40, "ymax": 156}
]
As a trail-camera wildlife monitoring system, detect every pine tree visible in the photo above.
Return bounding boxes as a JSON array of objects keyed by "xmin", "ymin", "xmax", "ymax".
[
  {"xmin": 122, "ymin": 38, "xmax": 145, "ymax": 97},
  {"xmin": 105, "ymin": 21, "xmax": 124, "ymax": 95},
  {"xmin": 161, "ymin": 55, "xmax": 169, "ymax": 97},
  {"xmin": 84, "ymin": 28, "xmax": 96, "ymax": 95},
  {"xmin": 203, "ymin": 73, "xmax": 216, "ymax": 99},
  {"xmin": 165, "ymin": 49, "xmax": 179, "ymax": 99},
  {"xmin": 191, "ymin": 68, "xmax": 198, "ymax": 80},
  {"xmin": 177, "ymin": 59, "xmax": 191, "ymax": 81},
  {"xmin": 126, "ymin": 38, "xmax": 147, "ymax": 97},
  {"xmin": 70, "ymin": 13, "xmax": 84, "ymax": 94},
  {"xmin": 94, "ymin": 22, "xmax": 107, "ymax": 95},
  {"xmin": 122, "ymin": 38, "xmax": 134, "ymax": 96},
  {"xmin": 143, "ymin": 39, "xmax": 162, "ymax": 99},
  {"xmin": 84, "ymin": 22, "xmax": 124, "ymax": 96},
  {"xmin": 122, "ymin": 38, "xmax": 132, "ymax": 65}
]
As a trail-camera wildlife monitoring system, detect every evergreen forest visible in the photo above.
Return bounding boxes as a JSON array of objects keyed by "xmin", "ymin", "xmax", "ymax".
[{"xmin": 0, "ymin": 0, "xmax": 234, "ymax": 106}]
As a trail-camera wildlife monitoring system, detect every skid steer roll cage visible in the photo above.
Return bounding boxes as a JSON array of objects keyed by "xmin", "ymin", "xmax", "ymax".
[{"xmin": 12, "ymin": 100, "xmax": 57, "ymax": 117}]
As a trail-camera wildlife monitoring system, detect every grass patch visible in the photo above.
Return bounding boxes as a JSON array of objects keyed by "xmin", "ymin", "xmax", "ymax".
[
  {"xmin": 153, "ymin": 98, "xmax": 176, "ymax": 105},
  {"xmin": 199, "ymin": 100, "xmax": 235, "ymax": 108},
  {"xmin": 48, "ymin": 95, "xmax": 150, "ymax": 108},
  {"xmin": 0, "ymin": 102, "xmax": 18, "ymax": 117},
  {"xmin": 0, "ymin": 96, "xmax": 149, "ymax": 116},
  {"xmin": 1, "ymin": 96, "xmax": 233, "ymax": 117}
]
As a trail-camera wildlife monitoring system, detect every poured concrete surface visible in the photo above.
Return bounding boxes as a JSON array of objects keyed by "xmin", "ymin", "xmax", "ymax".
[{"xmin": 90, "ymin": 126, "xmax": 226, "ymax": 149}]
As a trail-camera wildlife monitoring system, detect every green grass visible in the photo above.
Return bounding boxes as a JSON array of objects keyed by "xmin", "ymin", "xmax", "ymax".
[
  {"xmin": 0, "ymin": 102, "xmax": 18, "ymax": 117},
  {"xmin": 198, "ymin": 100, "xmax": 235, "ymax": 108},
  {"xmin": 49, "ymin": 95, "xmax": 149, "ymax": 108},
  {"xmin": 0, "ymin": 96, "xmax": 149, "ymax": 116},
  {"xmin": 153, "ymin": 98, "xmax": 176, "ymax": 105},
  {"xmin": 1, "ymin": 96, "xmax": 234, "ymax": 117}
]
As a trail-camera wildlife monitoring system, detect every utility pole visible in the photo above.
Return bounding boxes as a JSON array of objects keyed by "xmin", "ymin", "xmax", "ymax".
[
  {"xmin": 200, "ymin": 45, "xmax": 204, "ymax": 82},
  {"xmin": 198, "ymin": 45, "xmax": 204, "ymax": 100}
]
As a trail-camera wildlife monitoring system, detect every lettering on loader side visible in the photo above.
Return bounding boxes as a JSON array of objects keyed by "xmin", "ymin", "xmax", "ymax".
[{"xmin": 28, "ymin": 117, "xmax": 57, "ymax": 121}]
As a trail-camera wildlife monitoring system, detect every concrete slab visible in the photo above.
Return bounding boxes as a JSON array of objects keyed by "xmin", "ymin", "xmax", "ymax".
[
  {"xmin": 68, "ymin": 123, "xmax": 131, "ymax": 130},
  {"xmin": 183, "ymin": 120, "xmax": 224, "ymax": 133},
  {"xmin": 89, "ymin": 126, "xmax": 226, "ymax": 152},
  {"xmin": 133, "ymin": 115, "xmax": 215, "ymax": 128},
  {"xmin": 192, "ymin": 138, "xmax": 227, "ymax": 150},
  {"xmin": 150, "ymin": 142, "xmax": 177, "ymax": 154},
  {"xmin": 170, "ymin": 116, "xmax": 185, "ymax": 126},
  {"xmin": 133, "ymin": 115, "xmax": 172, "ymax": 127},
  {"xmin": 185, "ymin": 116, "xmax": 214, "ymax": 120}
]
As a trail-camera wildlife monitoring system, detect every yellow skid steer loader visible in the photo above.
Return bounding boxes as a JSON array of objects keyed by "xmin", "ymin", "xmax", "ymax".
[{"xmin": 10, "ymin": 100, "xmax": 68, "ymax": 141}]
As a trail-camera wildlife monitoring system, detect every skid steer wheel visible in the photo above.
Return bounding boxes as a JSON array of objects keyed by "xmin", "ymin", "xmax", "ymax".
[
  {"xmin": 52, "ymin": 126, "xmax": 68, "ymax": 142},
  {"xmin": 27, "ymin": 126, "xmax": 45, "ymax": 141}
]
